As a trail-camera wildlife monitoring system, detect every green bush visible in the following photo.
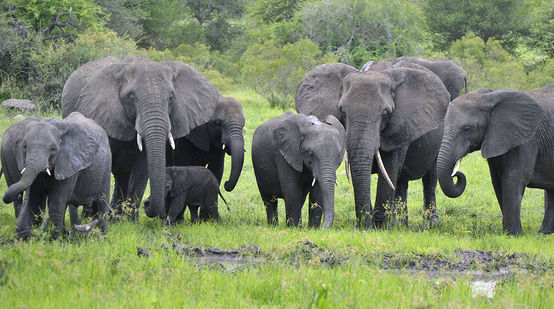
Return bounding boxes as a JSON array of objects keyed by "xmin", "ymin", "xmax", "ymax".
[{"xmin": 240, "ymin": 39, "xmax": 336, "ymax": 108}]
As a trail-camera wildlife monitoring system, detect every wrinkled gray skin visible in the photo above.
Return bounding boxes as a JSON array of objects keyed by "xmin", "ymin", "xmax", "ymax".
[
  {"xmin": 167, "ymin": 97, "xmax": 245, "ymax": 192},
  {"xmin": 252, "ymin": 112, "xmax": 346, "ymax": 229},
  {"xmin": 360, "ymin": 59, "xmax": 467, "ymax": 226},
  {"xmin": 296, "ymin": 63, "xmax": 449, "ymax": 229},
  {"xmin": 62, "ymin": 55, "xmax": 226, "ymax": 220},
  {"xmin": 2, "ymin": 112, "xmax": 111, "ymax": 239},
  {"xmin": 437, "ymin": 84, "xmax": 554, "ymax": 235},
  {"xmin": 144, "ymin": 166, "xmax": 224, "ymax": 225}
]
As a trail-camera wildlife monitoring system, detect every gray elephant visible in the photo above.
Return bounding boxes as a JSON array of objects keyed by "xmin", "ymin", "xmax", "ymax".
[
  {"xmin": 62, "ymin": 55, "xmax": 231, "ymax": 220},
  {"xmin": 144, "ymin": 166, "xmax": 226, "ymax": 225},
  {"xmin": 437, "ymin": 84, "xmax": 554, "ymax": 235},
  {"xmin": 167, "ymin": 96, "xmax": 245, "ymax": 192},
  {"xmin": 2, "ymin": 112, "xmax": 111, "ymax": 239},
  {"xmin": 252, "ymin": 112, "xmax": 346, "ymax": 228},
  {"xmin": 296, "ymin": 63, "xmax": 449, "ymax": 229},
  {"xmin": 358, "ymin": 58, "xmax": 467, "ymax": 226}
]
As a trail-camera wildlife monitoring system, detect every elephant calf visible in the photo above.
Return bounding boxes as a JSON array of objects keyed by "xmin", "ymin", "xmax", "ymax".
[
  {"xmin": 144, "ymin": 166, "xmax": 226, "ymax": 225},
  {"xmin": 252, "ymin": 112, "xmax": 346, "ymax": 229},
  {"xmin": 2, "ymin": 112, "xmax": 111, "ymax": 239}
]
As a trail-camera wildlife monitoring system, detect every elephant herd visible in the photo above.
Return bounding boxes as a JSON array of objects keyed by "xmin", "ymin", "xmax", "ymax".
[{"xmin": 1, "ymin": 54, "xmax": 552, "ymax": 239}]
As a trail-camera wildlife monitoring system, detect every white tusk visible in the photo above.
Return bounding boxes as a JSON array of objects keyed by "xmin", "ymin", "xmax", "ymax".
[
  {"xmin": 244, "ymin": 147, "xmax": 247, "ymax": 153},
  {"xmin": 312, "ymin": 178, "xmax": 316, "ymax": 187},
  {"xmin": 137, "ymin": 133, "xmax": 143, "ymax": 152},
  {"xmin": 222, "ymin": 144, "xmax": 226, "ymax": 151},
  {"xmin": 451, "ymin": 159, "xmax": 462, "ymax": 177},
  {"xmin": 20, "ymin": 167, "xmax": 26, "ymax": 174},
  {"xmin": 345, "ymin": 152, "xmax": 351, "ymax": 184},
  {"xmin": 335, "ymin": 179, "xmax": 340, "ymax": 187},
  {"xmin": 46, "ymin": 168, "xmax": 51, "ymax": 176},
  {"xmin": 168, "ymin": 132, "xmax": 175, "ymax": 150},
  {"xmin": 376, "ymin": 151, "xmax": 395, "ymax": 190}
]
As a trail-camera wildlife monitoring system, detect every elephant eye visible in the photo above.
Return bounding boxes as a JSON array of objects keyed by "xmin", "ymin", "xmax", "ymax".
[
  {"xmin": 22, "ymin": 143, "xmax": 26, "ymax": 149},
  {"xmin": 462, "ymin": 125, "xmax": 472, "ymax": 132}
]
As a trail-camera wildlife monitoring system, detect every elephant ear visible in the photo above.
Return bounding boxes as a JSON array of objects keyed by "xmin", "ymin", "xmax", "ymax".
[
  {"xmin": 481, "ymin": 90, "xmax": 543, "ymax": 159},
  {"xmin": 185, "ymin": 123, "xmax": 211, "ymax": 152},
  {"xmin": 52, "ymin": 113, "xmax": 104, "ymax": 180},
  {"xmin": 164, "ymin": 61, "xmax": 222, "ymax": 139},
  {"xmin": 273, "ymin": 113, "xmax": 303, "ymax": 172},
  {"xmin": 71, "ymin": 57, "xmax": 135, "ymax": 141},
  {"xmin": 380, "ymin": 68, "xmax": 449, "ymax": 152},
  {"xmin": 324, "ymin": 115, "xmax": 346, "ymax": 150},
  {"xmin": 295, "ymin": 63, "xmax": 358, "ymax": 123}
]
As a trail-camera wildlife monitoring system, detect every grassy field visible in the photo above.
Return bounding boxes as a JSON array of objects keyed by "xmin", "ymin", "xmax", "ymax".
[{"xmin": 0, "ymin": 89, "xmax": 552, "ymax": 308}]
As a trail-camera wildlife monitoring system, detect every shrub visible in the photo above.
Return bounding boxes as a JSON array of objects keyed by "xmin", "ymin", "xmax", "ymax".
[{"xmin": 240, "ymin": 39, "xmax": 336, "ymax": 108}]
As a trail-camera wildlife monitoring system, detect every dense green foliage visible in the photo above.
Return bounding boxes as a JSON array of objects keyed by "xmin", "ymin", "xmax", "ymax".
[
  {"xmin": 0, "ymin": 91, "xmax": 552, "ymax": 307},
  {"xmin": 1, "ymin": 0, "xmax": 552, "ymax": 109}
]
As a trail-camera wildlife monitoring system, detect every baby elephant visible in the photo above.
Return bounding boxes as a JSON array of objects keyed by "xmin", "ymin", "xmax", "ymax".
[
  {"xmin": 2, "ymin": 112, "xmax": 111, "ymax": 239},
  {"xmin": 252, "ymin": 112, "xmax": 346, "ymax": 229},
  {"xmin": 144, "ymin": 166, "xmax": 226, "ymax": 225}
]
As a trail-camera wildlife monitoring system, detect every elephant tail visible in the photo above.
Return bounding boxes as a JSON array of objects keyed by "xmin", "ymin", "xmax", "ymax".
[
  {"xmin": 218, "ymin": 190, "xmax": 229, "ymax": 211},
  {"xmin": 464, "ymin": 75, "xmax": 468, "ymax": 94}
]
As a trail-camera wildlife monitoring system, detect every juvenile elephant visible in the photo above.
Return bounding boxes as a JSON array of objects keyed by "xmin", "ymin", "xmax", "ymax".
[
  {"xmin": 62, "ymin": 55, "xmax": 231, "ymax": 221},
  {"xmin": 252, "ymin": 112, "xmax": 346, "ymax": 228},
  {"xmin": 2, "ymin": 112, "xmax": 111, "ymax": 239},
  {"xmin": 296, "ymin": 63, "xmax": 449, "ymax": 229},
  {"xmin": 168, "ymin": 96, "xmax": 245, "ymax": 192},
  {"xmin": 437, "ymin": 84, "xmax": 554, "ymax": 235},
  {"xmin": 144, "ymin": 166, "xmax": 226, "ymax": 225}
]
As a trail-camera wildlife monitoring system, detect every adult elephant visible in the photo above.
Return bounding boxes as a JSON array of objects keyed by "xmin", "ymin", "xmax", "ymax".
[
  {"xmin": 62, "ymin": 55, "xmax": 227, "ymax": 220},
  {"xmin": 167, "ymin": 96, "xmax": 245, "ymax": 191},
  {"xmin": 437, "ymin": 84, "xmax": 554, "ymax": 235},
  {"xmin": 296, "ymin": 63, "xmax": 449, "ymax": 228}
]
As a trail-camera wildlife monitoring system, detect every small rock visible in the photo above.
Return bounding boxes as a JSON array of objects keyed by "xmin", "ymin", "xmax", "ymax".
[
  {"xmin": 13, "ymin": 114, "xmax": 25, "ymax": 120},
  {"xmin": 1, "ymin": 99, "xmax": 35, "ymax": 111},
  {"xmin": 137, "ymin": 247, "xmax": 151, "ymax": 258}
]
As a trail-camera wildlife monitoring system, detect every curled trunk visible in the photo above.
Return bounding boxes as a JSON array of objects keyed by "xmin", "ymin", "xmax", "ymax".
[
  {"xmin": 437, "ymin": 137, "xmax": 466, "ymax": 198},
  {"xmin": 223, "ymin": 124, "xmax": 244, "ymax": 192},
  {"xmin": 3, "ymin": 156, "xmax": 42, "ymax": 203}
]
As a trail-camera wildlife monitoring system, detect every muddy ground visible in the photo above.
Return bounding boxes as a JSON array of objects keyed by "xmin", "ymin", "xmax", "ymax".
[{"xmin": 137, "ymin": 240, "xmax": 552, "ymax": 279}]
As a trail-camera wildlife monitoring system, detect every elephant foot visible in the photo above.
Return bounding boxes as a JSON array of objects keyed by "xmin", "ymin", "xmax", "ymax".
[
  {"xmin": 538, "ymin": 224, "xmax": 553, "ymax": 235},
  {"xmin": 421, "ymin": 213, "xmax": 440, "ymax": 229}
]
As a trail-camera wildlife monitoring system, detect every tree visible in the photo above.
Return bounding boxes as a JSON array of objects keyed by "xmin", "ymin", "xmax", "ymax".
[
  {"xmin": 423, "ymin": 0, "xmax": 527, "ymax": 48},
  {"xmin": 249, "ymin": 0, "xmax": 304, "ymax": 23},
  {"xmin": 95, "ymin": 0, "xmax": 148, "ymax": 41}
]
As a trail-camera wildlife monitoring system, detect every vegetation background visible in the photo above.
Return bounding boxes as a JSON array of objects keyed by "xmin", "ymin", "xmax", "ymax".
[{"xmin": 0, "ymin": 0, "xmax": 553, "ymax": 307}]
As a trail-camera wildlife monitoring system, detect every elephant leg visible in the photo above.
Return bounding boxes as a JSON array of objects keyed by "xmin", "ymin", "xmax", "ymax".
[
  {"xmin": 167, "ymin": 194, "xmax": 186, "ymax": 225},
  {"xmin": 262, "ymin": 193, "xmax": 278, "ymax": 226},
  {"xmin": 202, "ymin": 191, "xmax": 220, "ymax": 222},
  {"xmin": 207, "ymin": 150, "xmax": 225, "ymax": 184},
  {"xmin": 394, "ymin": 176, "xmax": 409, "ymax": 227},
  {"xmin": 13, "ymin": 193, "xmax": 23, "ymax": 218},
  {"xmin": 278, "ymin": 164, "xmax": 309, "ymax": 227},
  {"xmin": 189, "ymin": 205, "xmax": 200, "ymax": 224},
  {"xmin": 308, "ymin": 184, "xmax": 323, "ymax": 228},
  {"xmin": 127, "ymin": 153, "xmax": 148, "ymax": 220},
  {"xmin": 92, "ymin": 198, "xmax": 109, "ymax": 234},
  {"xmin": 373, "ymin": 148, "xmax": 407, "ymax": 228},
  {"xmin": 69, "ymin": 204, "xmax": 80, "ymax": 225},
  {"xmin": 110, "ymin": 169, "xmax": 130, "ymax": 217},
  {"xmin": 48, "ymin": 179, "xmax": 77, "ymax": 239},
  {"xmin": 539, "ymin": 190, "xmax": 554, "ymax": 234},
  {"xmin": 488, "ymin": 159, "xmax": 504, "ymax": 214},
  {"xmin": 422, "ymin": 162, "xmax": 439, "ymax": 227},
  {"xmin": 16, "ymin": 192, "xmax": 38, "ymax": 240}
]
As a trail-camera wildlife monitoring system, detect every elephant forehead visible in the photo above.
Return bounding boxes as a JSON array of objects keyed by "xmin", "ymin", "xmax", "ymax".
[{"xmin": 124, "ymin": 61, "xmax": 174, "ymax": 84}]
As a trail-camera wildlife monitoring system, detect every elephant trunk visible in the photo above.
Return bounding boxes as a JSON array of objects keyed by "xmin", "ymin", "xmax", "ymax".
[
  {"xmin": 319, "ymin": 165, "xmax": 337, "ymax": 229},
  {"xmin": 3, "ymin": 154, "xmax": 43, "ymax": 203},
  {"xmin": 223, "ymin": 123, "xmax": 244, "ymax": 192},
  {"xmin": 141, "ymin": 109, "xmax": 169, "ymax": 219},
  {"xmin": 347, "ymin": 119, "xmax": 377, "ymax": 228},
  {"xmin": 437, "ymin": 134, "xmax": 466, "ymax": 198}
]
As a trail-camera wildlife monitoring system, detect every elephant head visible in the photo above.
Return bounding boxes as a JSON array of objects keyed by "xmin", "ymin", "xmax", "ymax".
[
  {"xmin": 437, "ymin": 89, "xmax": 543, "ymax": 198},
  {"xmin": 2, "ymin": 113, "xmax": 104, "ymax": 203},
  {"xmin": 62, "ymin": 55, "xmax": 224, "ymax": 219},
  {"xmin": 296, "ymin": 63, "xmax": 449, "ymax": 227},
  {"xmin": 274, "ymin": 112, "xmax": 346, "ymax": 228},
  {"xmin": 184, "ymin": 96, "xmax": 245, "ymax": 192}
]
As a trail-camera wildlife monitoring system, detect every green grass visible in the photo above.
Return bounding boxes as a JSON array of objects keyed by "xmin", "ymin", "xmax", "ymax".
[{"xmin": 0, "ymin": 89, "xmax": 552, "ymax": 308}]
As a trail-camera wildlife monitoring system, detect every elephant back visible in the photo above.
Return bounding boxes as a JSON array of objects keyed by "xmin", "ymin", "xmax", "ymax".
[{"xmin": 295, "ymin": 63, "xmax": 358, "ymax": 123}]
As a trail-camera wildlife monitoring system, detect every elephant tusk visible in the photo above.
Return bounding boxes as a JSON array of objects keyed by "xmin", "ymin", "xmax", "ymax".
[
  {"xmin": 335, "ymin": 179, "xmax": 340, "ymax": 187},
  {"xmin": 137, "ymin": 133, "xmax": 143, "ymax": 152},
  {"xmin": 376, "ymin": 150, "xmax": 395, "ymax": 191},
  {"xmin": 45, "ymin": 168, "xmax": 51, "ymax": 176},
  {"xmin": 168, "ymin": 132, "xmax": 175, "ymax": 150},
  {"xmin": 244, "ymin": 147, "xmax": 247, "ymax": 153},
  {"xmin": 20, "ymin": 167, "xmax": 26, "ymax": 174},
  {"xmin": 222, "ymin": 144, "xmax": 226, "ymax": 151},
  {"xmin": 345, "ymin": 152, "xmax": 351, "ymax": 184},
  {"xmin": 451, "ymin": 158, "xmax": 462, "ymax": 177},
  {"xmin": 312, "ymin": 178, "xmax": 316, "ymax": 187}
]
